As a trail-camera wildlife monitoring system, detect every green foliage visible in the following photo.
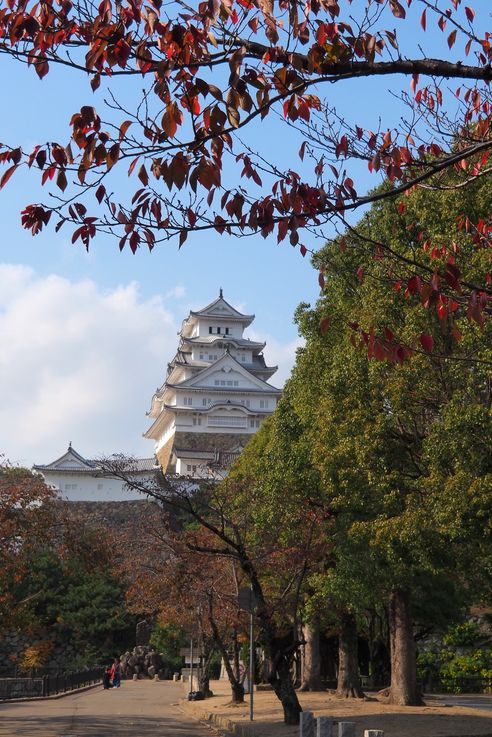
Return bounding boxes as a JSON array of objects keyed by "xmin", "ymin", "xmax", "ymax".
[
  {"xmin": 444, "ymin": 622, "xmax": 483, "ymax": 648},
  {"xmin": 12, "ymin": 548, "xmax": 136, "ymax": 667},
  {"xmin": 150, "ymin": 623, "xmax": 187, "ymax": 672},
  {"xmin": 440, "ymin": 651, "xmax": 492, "ymax": 692},
  {"xmin": 418, "ymin": 621, "xmax": 492, "ymax": 693},
  {"xmin": 231, "ymin": 171, "xmax": 492, "ymax": 647}
]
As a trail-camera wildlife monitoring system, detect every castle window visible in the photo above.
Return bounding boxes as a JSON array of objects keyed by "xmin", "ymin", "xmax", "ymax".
[
  {"xmin": 217, "ymin": 327, "xmax": 221, "ymax": 334},
  {"xmin": 209, "ymin": 327, "xmax": 213, "ymax": 334},
  {"xmin": 225, "ymin": 327, "xmax": 229, "ymax": 335},
  {"xmin": 208, "ymin": 415, "xmax": 247, "ymax": 428}
]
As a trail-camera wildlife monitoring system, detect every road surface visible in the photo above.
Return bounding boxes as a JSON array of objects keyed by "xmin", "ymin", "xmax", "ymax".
[
  {"xmin": 438, "ymin": 694, "xmax": 492, "ymax": 713},
  {"xmin": 0, "ymin": 680, "xmax": 220, "ymax": 737}
]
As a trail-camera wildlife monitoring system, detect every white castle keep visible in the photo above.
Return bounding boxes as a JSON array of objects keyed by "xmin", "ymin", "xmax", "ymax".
[{"xmin": 144, "ymin": 291, "xmax": 281, "ymax": 478}]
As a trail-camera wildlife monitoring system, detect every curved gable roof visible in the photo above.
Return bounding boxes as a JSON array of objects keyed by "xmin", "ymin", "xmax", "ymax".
[
  {"xmin": 170, "ymin": 352, "xmax": 281, "ymax": 393},
  {"xmin": 190, "ymin": 293, "xmax": 254, "ymax": 322}
]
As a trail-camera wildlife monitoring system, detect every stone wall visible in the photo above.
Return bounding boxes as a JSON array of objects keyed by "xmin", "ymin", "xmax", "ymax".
[{"xmin": 0, "ymin": 631, "xmax": 77, "ymax": 676}]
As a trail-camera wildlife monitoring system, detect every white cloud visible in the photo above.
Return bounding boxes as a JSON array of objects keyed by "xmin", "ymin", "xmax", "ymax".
[
  {"xmin": 164, "ymin": 284, "xmax": 186, "ymax": 300},
  {"xmin": 0, "ymin": 269, "xmax": 300, "ymax": 468},
  {"xmin": 0, "ymin": 266, "xmax": 178, "ymax": 467}
]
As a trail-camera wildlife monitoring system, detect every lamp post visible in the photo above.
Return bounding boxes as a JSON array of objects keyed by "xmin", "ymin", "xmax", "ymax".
[
  {"xmin": 238, "ymin": 586, "xmax": 256, "ymax": 721},
  {"xmin": 189, "ymin": 637, "xmax": 194, "ymax": 696}
]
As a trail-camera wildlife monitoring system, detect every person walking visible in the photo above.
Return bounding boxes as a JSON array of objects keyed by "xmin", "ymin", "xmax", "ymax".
[
  {"xmin": 102, "ymin": 665, "xmax": 112, "ymax": 690},
  {"xmin": 110, "ymin": 657, "xmax": 121, "ymax": 688}
]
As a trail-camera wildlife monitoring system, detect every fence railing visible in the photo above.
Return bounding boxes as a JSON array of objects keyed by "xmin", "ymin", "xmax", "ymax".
[{"xmin": 0, "ymin": 668, "xmax": 101, "ymax": 700}]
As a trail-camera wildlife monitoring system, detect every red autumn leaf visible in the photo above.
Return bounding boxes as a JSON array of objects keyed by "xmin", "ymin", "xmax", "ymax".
[
  {"xmin": 95, "ymin": 184, "xmax": 106, "ymax": 203},
  {"xmin": 407, "ymin": 275, "xmax": 423, "ymax": 294},
  {"xmin": 0, "ymin": 165, "xmax": 17, "ymax": 189},
  {"xmin": 447, "ymin": 30, "xmax": 457, "ymax": 49},
  {"xmin": 56, "ymin": 169, "xmax": 68, "ymax": 192},
  {"xmin": 319, "ymin": 316, "xmax": 330, "ymax": 333},
  {"xmin": 138, "ymin": 164, "xmax": 149, "ymax": 186},
  {"xmin": 419, "ymin": 333, "xmax": 434, "ymax": 352},
  {"xmin": 119, "ymin": 120, "xmax": 133, "ymax": 141},
  {"xmin": 390, "ymin": 0, "xmax": 405, "ymax": 19}
]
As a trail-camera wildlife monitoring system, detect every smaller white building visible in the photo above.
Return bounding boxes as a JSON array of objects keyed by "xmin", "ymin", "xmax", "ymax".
[{"xmin": 33, "ymin": 444, "xmax": 157, "ymax": 502}]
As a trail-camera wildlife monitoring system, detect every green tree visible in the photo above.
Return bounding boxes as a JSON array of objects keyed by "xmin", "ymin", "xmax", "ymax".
[
  {"xmin": 230, "ymin": 171, "xmax": 492, "ymax": 706},
  {"xmin": 296, "ymin": 173, "xmax": 492, "ymax": 704},
  {"xmin": 0, "ymin": 463, "xmax": 58, "ymax": 632},
  {"xmin": 3, "ymin": 490, "xmax": 137, "ymax": 668}
]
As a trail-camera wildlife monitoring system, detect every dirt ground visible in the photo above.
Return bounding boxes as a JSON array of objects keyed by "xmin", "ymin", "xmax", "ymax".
[{"xmin": 180, "ymin": 680, "xmax": 492, "ymax": 737}]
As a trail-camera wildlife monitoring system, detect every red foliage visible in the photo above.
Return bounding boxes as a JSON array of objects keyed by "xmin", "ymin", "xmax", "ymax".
[{"xmin": 0, "ymin": 0, "xmax": 490, "ymax": 355}]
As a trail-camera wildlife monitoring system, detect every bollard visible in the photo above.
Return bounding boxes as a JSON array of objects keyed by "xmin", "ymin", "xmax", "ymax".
[
  {"xmin": 316, "ymin": 716, "xmax": 332, "ymax": 737},
  {"xmin": 364, "ymin": 732, "xmax": 384, "ymax": 737},
  {"xmin": 154, "ymin": 674, "xmax": 160, "ymax": 681},
  {"xmin": 338, "ymin": 722, "xmax": 356, "ymax": 737},
  {"xmin": 300, "ymin": 711, "xmax": 315, "ymax": 737},
  {"xmin": 132, "ymin": 674, "xmax": 138, "ymax": 681}
]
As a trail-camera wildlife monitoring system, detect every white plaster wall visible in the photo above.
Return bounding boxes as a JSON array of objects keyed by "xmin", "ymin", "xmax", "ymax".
[{"xmin": 40, "ymin": 471, "xmax": 148, "ymax": 502}]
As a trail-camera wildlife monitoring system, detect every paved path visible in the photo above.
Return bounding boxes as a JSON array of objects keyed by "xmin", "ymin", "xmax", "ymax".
[
  {"xmin": 438, "ymin": 694, "xmax": 492, "ymax": 713},
  {"xmin": 0, "ymin": 680, "xmax": 219, "ymax": 737}
]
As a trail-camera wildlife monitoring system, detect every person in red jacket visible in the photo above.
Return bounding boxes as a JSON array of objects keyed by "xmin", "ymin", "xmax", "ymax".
[{"xmin": 110, "ymin": 657, "xmax": 121, "ymax": 688}]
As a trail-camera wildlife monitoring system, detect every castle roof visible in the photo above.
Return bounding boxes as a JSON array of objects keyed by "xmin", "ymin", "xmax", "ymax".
[
  {"xmin": 189, "ymin": 289, "xmax": 254, "ymax": 323},
  {"xmin": 166, "ymin": 352, "xmax": 281, "ymax": 393},
  {"xmin": 34, "ymin": 444, "xmax": 156, "ymax": 474}
]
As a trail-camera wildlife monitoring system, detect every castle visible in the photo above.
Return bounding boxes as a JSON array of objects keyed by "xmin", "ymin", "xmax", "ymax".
[{"xmin": 34, "ymin": 292, "xmax": 281, "ymax": 497}]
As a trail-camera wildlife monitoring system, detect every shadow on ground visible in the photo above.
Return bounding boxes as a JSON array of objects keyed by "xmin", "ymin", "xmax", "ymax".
[{"xmin": 0, "ymin": 711, "xmax": 213, "ymax": 737}]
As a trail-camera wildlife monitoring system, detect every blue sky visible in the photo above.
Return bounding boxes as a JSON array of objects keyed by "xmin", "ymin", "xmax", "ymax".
[{"xmin": 0, "ymin": 1, "xmax": 489, "ymax": 465}]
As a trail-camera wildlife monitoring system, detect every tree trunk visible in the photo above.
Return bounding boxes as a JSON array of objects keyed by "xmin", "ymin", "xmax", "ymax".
[
  {"xmin": 207, "ymin": 605, "xmax": 244, "ymax": 703},
  {"xmin": 269, "ymin": 655, "xmax": 303, "ymax": 725},
  {"xmin": 299, "ymin": 621, "xmax": 324, "ymax": 691},
  {"xmin": 231, "ymin": 680, "xmax": 245, "ymax": 703},
  {"xmin": 199, "ymin": 638, "xmax": 215, "ymax": 697},
  {"xmin": 387, "ymin": 589, "xmax": 423, "ymax": 705},
  {"xmin": 199, "ymin": 671, "xmax": 213, "ymax": 698},
  {"xmin": 336, "ymin": 611, "xmax": 364, "ymax": 698}
]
